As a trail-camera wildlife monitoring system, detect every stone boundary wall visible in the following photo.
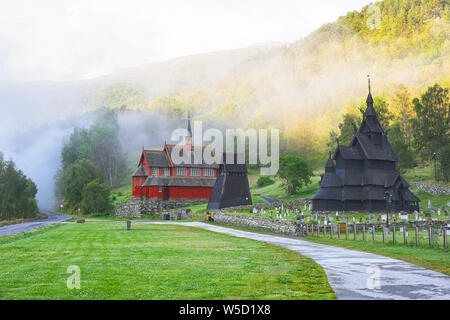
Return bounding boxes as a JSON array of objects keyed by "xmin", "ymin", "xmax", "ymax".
[
  {"xmin": 230, "ymin": 198, "xmax": 311, "ymax": 211},
  {"xmin": 410, "ymin": 182, "xmax": 450, "ymax": 195},
  {"xmin": 115, "ymin": 198, "xmax": 206, "ymax": 218},
  {"xmin": 213, "ymin": 211, "xmax": 302, "ymax": 236}
]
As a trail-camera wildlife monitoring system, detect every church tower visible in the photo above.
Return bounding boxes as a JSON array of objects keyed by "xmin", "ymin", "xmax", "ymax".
[{"xmin": 312, "ymin": 78, "xmax": 420, "ymax": 212}]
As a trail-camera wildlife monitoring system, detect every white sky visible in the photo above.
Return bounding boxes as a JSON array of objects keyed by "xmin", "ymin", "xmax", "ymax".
[{"xmin": 0, "ymin": 0, "xmax": 373, "ymax": 82}]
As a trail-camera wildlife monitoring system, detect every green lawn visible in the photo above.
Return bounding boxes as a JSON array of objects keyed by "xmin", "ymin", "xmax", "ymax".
[{"xmin": 0, "ymin": 223, "xmax": 335, "ymax": 300}]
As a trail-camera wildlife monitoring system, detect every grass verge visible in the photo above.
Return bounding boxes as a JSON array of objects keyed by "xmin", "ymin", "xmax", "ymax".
[{"xmin": 0, "ymin": 223, "xmax": 335, "ymax": 300}]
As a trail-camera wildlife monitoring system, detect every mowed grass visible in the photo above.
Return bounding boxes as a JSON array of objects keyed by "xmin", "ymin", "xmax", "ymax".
[{"xmin": 0, "ymin": 223, "xmax": 335, "ymax": 300}]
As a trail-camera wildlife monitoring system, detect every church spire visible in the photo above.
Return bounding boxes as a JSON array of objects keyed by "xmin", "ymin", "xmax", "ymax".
[
  {"xmin": 365, "ymin": 75, "xmax": 375, "ymax": 116},
  {"xmin": 186, "ymin": 111, "xmax": 192, "ymax": 137}
]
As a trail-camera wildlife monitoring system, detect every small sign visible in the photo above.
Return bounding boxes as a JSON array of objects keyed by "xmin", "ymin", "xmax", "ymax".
[{"xmin": 381, "ymin": 214, "xmax": 387, "ymax": 221}]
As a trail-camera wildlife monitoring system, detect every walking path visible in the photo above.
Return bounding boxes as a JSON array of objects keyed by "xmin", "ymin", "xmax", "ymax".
[{"xmin": 155, "ymin": 221, "xmax": 450, "ymax": 300}]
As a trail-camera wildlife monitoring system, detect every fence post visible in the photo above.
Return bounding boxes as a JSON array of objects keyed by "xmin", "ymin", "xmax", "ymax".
[
  {"xmin": 372, "ymin": 225, "xmax": 375, "ymax": 242},
  {"xmin": 353, "ymin": 224, "xmax": 357, "ymax": 240},
  {"xmin": 324, "ymin": 224, "xmax": 326, "ymax": 239},
  {"xmin": 345, "ymin": 223, "xmax": 348, "ymax": 240},
  {"xmin": 415, "ymin": 227, "xmax": 419, "ymax": 246},
  {"xmin": 428, "ymin": 227, "xmax": 432, "ymax": 248},
  {"xmin": 382, "ymin": 227, "xmax": 386, "ymax": 243},
  {"xmin": 393, "ymin": 225, "xmax": 396, "ymax": 244},
  {"xmin": 363, "ymin": 224, "xmax": 366, "ymax": 241},
  {"xmin": 444, "ymin": 227, "xmax": 447, "ymax": 249},
  {"xmin": 403, "ymin": 225, "xmax": 407, "ymax": 245},
  {"xmin": 331, "ymin": 224, "xmax": 334, "ymax": 239},
  {"xmin": 338, "ymin": 225, "xmax": 341, "ymax": 240}
]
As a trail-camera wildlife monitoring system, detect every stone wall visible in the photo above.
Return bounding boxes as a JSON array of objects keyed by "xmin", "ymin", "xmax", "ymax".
[
  {"xmin": 115, "ymin": 198, "xmax": 206, "ymax": 218},
  {"xmin": 213, "ymin": 211, "xmax": 302, "ymax": 236},
  {"xmin": 229, "ymin": 198, "xmax": 311, "ymax": 211},
  {"xmin": 410, "ymin": 183, "xmax": 450, "ymax": 195}
]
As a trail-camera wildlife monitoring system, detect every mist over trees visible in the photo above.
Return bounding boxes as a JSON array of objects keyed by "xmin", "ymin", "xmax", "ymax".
[
  {"xmin": 0, "ymin": 153, "xmax": 38, "ymax": 221},
  {"xmin": 55, "ymin": 109, "xmax": 127, "ymax": 215},
  {"xmin": 329, "ymin": 83, "xmax": 449, "ymax": 179}
]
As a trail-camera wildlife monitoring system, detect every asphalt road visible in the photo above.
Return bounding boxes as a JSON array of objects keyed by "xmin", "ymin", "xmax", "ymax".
[{"xmin": 0, "ymin": 210, "xmax": 71, "ymax": 237}]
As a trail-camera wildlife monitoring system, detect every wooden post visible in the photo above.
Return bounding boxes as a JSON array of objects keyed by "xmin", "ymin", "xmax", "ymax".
[
  {"xmin": 403, "ymin": 225, "xmax": 407, "ymax": 245},
  {"xmin": 317, "ymin": 225, "xmax": 320, "ymax": 237},
  {"xmin": 331, "ymin": 224, "xmax": 334, "ymax": 239},
  {"xmin": 127, "ymin": 221, "xmax": 131, "ymax": 231},
  {"xmin": 382, "ymin": 227, "xmax": 386, "ymax": 243},
  {"xmin": 362, "ymin": 224, "xmax": 366, "ymax": 241},
  {"xmin": 372, "ymin": 225, "xmax": 375, "ymax": 242},
  {"xmin": 415, "ymin": 227, "xmax": 419, "ymax": 246},
  {"xmin": 444, "ymin": 227, "xmax": 447, "ymax": 249},
  {"xmin": 345, "ymin": 223, "xmax": 348, "ymax": 240},
  {"xmin": 324, "ymin": 224, "xmax": 326, "ymax": 239},
  {"xmin": 393, "ymin": 225, "xmax": 396, "ymax": 244},
  {"xmin": 353, "ymin": 224, "xmax": 357, "ymax": 240},
  {"xmin": 337, "ymin": 226, "xmax": 340, "ymax": 240},
  {"xmin": 428, "ymin": 227, "xmax": 432, "ymax": 248}
]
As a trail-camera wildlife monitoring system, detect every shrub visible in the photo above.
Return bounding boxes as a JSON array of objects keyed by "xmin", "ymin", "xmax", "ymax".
[{"xmin": 257, "ymin": 176, "xmax": 275, "ymax": 188}]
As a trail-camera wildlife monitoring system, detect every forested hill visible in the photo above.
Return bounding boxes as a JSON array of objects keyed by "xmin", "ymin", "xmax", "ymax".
[{"xmin": 131, "ymin": 0, "xmax": 449, "ymax": 162}]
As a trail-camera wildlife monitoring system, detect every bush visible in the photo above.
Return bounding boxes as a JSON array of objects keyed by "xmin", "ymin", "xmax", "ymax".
[
  {"xmin": 81, "ymin": 179, "xmax": 113, "ymax": 216},
  {"xmin": 257, "ymin": 176, "xmax": 275, "ymax": 188}
]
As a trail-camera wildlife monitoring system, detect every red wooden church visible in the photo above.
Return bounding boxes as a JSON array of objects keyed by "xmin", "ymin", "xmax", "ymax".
[{"xmin": 132, "ymin": 117, "xmax": 218, "ymax": 200}]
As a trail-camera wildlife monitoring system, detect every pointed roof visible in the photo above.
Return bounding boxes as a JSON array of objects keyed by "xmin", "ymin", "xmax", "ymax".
[
  {"xmin": 325, "ymin": 151, "xmax": 335, "ymax": 168},
  {"xmin": 132, "ymin": 165, "xmax": 148, "ymax": 177},
  {"xmin": 186, "ymin": 112, "xmax": 192, "ymax": 137}
]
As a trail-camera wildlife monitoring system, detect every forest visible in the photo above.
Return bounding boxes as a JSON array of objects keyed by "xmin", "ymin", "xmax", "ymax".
[{"xmin": 0, "ymin": 153, "xmax": 38, "ymax": 221}]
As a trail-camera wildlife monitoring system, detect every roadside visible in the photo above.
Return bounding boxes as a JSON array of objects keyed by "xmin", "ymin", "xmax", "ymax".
[{"xmin": 0, "ymin": 210, "xmax": 71, "ymax": 237}]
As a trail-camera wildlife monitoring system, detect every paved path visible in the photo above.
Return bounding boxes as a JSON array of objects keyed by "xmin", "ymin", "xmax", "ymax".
[
  {"xmin": 148, "ymin": 221, "xmax": 450, "ymax": 300},
  {"xmin": 260, "ymin": 195, "xmax": 280, "ymax": 203},
  {"xmin": 0, "ymin": 210, "xmax": 71, "ymax": 236}
]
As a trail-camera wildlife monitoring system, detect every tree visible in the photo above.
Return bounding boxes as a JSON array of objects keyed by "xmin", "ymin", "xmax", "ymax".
[
  {"xmin": 256, "ymin": 176, "xmax": 275, "ymax": 188},
  {"xmin": 276, "ymin": 155, "xmax": 313, "ymax": 195},
  {"xmin": 338, "ymin": 113, "xmax": 361, "ymax": 145},
  {"xmin": 81, "ymin": 179, "xmax": 113, "ymax": 215},
  {"xmin": 0, "ymin": 153, "xmax": 39, "ymax": 220},
  {"xmin": 388, "ymin": 122, "xmax": 416, "ymax": 173},
  {"xmin": 391, "ymin": 84, "xmax": 414, "ymax": 145},
  {"xmin": 62, "ymin": 159, "xmax": 103, "ymax": 207},
  {"xmin": 411, "ymin": 84, "xmax": 449, "ymax": 158},
  {"xmin": 438, "ymin": 143, "xmax": 450, "ymax": 182},
  {"xmin": 326, "ymin": 130, "xmax": 338, "ymax": 153}
]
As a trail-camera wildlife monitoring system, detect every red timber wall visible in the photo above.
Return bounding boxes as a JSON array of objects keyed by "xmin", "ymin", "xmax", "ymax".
[
  {"xmin": 132, "ymin": 176, "xmax": 147, "ymax": 197},
  {"xmin": 142, "ymin": 186, "xmax": 213, "ymax": 199}
]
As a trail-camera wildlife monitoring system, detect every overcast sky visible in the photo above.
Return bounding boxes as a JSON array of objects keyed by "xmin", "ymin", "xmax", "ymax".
[{"xmin": 0, "ymin": 0, "xmax": 373, "ymax": 82}]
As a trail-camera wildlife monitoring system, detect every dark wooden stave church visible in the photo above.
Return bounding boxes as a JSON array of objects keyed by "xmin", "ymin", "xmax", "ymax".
[
  {"xmin": 312, "ymin": 85, "xmax": 420, "ymax": 213},
  {"xmin": 207, "ymin": 153, "xmax": 252, "ymax": 210}
]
